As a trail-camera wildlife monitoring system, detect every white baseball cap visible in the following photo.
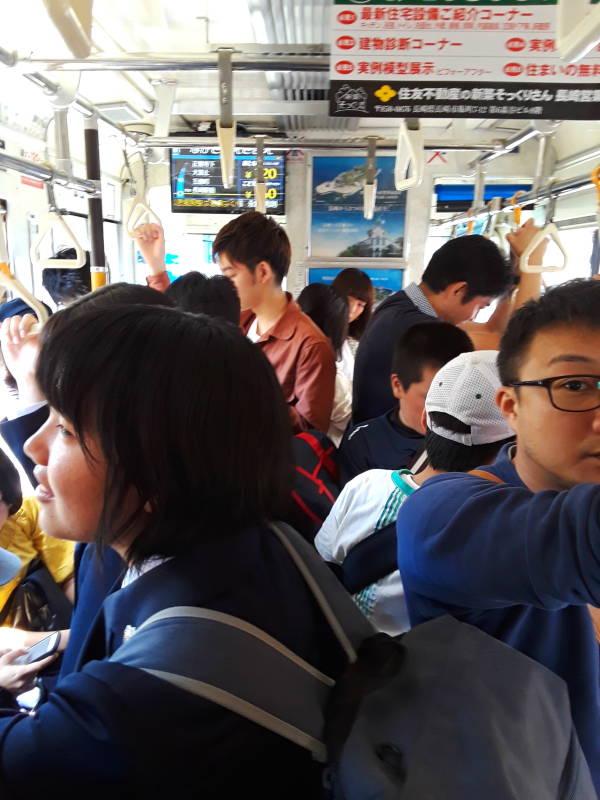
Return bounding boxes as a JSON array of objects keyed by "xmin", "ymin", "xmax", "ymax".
[{"xmin": 425, "ymin": 350, "xmax": 513, "ymax": 446}]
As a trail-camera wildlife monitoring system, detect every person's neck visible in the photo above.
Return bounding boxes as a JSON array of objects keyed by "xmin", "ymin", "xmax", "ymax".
[
  {"xmin": 397, "ymin": 407, "xmax": 419, "ymax": 433},
  {"xmin": 412, "ymin": 464, "xmax": 444, "ymax": 486},
  {"xmin": 252, "ymin": 288, "xmax": 289, "ymax": 335},
  {"xmin": 417, "ymin": 281, "xmax": 446, "ymax": 319},
  {"xmin": 512, "ymin": 447, "xmax": 565, "ymax": 493}
]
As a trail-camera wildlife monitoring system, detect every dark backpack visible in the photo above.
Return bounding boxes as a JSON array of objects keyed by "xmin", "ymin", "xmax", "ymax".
[
  {"xmin": 113, "ymin": 523, "xmax": 596, "ymax": 799},
  {"xmin": 288, "ymin": 431, "xmax": 340, "ymax": 541}
]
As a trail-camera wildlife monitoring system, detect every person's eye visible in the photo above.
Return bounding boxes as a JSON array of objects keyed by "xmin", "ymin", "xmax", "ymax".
[
  {"xmin": 56, "ymin": 423, "xmax": 74, "ymax": 438},
  {"xmin": 560, "ymin": 379, "xmax": 592, "ymax": 393}
]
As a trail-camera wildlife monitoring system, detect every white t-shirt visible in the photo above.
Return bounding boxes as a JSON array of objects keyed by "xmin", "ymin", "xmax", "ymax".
[
  {"xmin": 315, "ymin": 468, "xmax": 418, "ymax": 636},
  {"xmin": 337, "ymin": 339, "xmax": 355, "ymax": 384},
  {"xmin": 246, "ymin": 318, "xmax": 261, "ymax": 343},
  {"xmin": 328, "ymin": 367, "xmax": 352, "ymax": 447}
]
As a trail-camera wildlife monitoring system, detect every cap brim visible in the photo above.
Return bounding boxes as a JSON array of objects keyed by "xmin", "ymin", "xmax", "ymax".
[{"xmin": 0, "ymin": 548, "xmax": 22, "ymax": 585}]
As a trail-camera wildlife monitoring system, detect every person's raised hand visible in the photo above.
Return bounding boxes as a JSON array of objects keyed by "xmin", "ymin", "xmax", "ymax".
[
  {"xmin": 0, "ymin": 314, "xmax": 43, "ymax": 405},
  {"xmin": 132, "ymin": 223, "xmax": 166, "ymax": 275}
]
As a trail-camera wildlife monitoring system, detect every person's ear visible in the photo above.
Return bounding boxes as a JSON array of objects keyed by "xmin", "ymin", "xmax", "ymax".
[
  {"xmin": 496, "ymin": 386, "xmax": 518, "ymax": 434},
  {"xmin": 447, "ymin": 281, "xmax": 468, "ymax": 301},
  {"xmin": 390, "ymin": 373, "xmax": 404, "ymax": 401},
  {"xmin": 420, "ymin": 408, "xmax": 427, "ymax": 431},
  {"xmin": 254, "ymin": 260, "xmax": 274, "ymax": 285}
]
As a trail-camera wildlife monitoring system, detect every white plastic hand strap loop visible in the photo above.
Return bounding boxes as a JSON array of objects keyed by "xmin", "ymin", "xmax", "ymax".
[
  {"xmin": 125, "ymin": 197, "xmax": 162, "ymax": 237},
  {"xmin": 363, "ymin": 181, "xmax": 377, "ymax": 221},
  {"xmin": 394, "ymin": 120, "xmax": 424, "ymax": 192},
  {"xmin": 0, "ymin": 224, "xmax": 48, "ymax": 327},
  {"xmin": 519, "ymin": 223, "xmax": 568, "ymax": 274},
  {"xmin": 30, "ymin": 212, "xmax": 86, "ymax": 269},
  {"xmin": 216, "ymin": 120, "xmax": 236, "ymax": 190},
  {"xmin": 254, "ymin": 182, "xmax": 266, "ymax": 214}
]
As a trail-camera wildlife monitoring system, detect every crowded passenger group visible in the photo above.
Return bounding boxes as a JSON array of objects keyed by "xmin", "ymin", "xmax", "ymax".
[{"xmin": 0, "ymin": 210, "xmax": 597, "ymax": 798}]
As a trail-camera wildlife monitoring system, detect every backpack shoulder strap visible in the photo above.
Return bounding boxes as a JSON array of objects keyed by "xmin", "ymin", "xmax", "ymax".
[
  {"xmin": 111, "ymin": 605, "xmax": 331, "ymax": 761},
  {"xmin": 469, "ymin": 469, "xmax": 505, "ymax": 484}
]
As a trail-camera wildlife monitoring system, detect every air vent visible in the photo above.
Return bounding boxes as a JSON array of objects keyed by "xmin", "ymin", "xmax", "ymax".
[{"xmin": 96, "ymin": 102, "xmax": 144, "ymax": 124}]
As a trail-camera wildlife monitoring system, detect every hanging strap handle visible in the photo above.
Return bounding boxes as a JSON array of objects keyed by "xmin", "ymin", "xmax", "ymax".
[
  {"xmin": 394, "ymin": 119, "xmax": 424, "ymax": 192},
  {"xmin": 0, "ymin": 223, "xmax": 48, "ymax": 327},
  {"xmin": 125, "ymin": 196, "xmax": 162, "ymax": 237},
  {"xmin": 519, "ymin": 222, "xmax": 568, "ymax": 274},
  {"xmin": 30, "ymin": 211, "xmax": 86, "ymax": 269},
  {"xmin": 510, "ymin": 190, "xmax": 526, "ymax": 228}
]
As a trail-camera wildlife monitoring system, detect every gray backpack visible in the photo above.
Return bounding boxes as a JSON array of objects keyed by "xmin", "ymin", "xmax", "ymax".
[{"xmin": 112, "ymin": 522, "xmax": 595, "ymax": 799}]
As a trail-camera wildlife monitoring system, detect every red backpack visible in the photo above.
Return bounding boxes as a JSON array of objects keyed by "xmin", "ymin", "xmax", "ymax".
[{"xmin": 287, "ymin": 431, "xmax": 341, "ymax": 542}]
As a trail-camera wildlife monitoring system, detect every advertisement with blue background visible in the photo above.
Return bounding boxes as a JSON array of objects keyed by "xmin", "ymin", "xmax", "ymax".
[
  {"xmin": 311, "ymin": 156, "xmax": 406, "ymax": 259},
  {"xmin": 308, "ymin": 266, "xmax": 403, "ymax": 304}
]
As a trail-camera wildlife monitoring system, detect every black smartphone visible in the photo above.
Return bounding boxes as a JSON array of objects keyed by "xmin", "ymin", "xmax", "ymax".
[{"xmin": 13, "ymin": 631, "xmax": 61, "ymax": 666}]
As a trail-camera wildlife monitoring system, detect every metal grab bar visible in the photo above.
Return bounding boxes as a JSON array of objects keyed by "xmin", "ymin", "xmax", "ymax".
[{"xmin": 394, "ymin": 120, "xmax": 424, "ymax": 192}]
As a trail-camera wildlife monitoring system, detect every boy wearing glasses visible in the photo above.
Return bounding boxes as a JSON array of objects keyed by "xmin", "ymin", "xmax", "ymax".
[{"xmin": 396, "ymin": 279, "xmax": 600, "ymax": 794}]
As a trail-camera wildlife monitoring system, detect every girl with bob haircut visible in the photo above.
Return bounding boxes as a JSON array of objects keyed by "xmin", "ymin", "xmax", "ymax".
[
  {"xmin": 331, "ymin": 268, "xmax": 374, "ymax": 382},
  {"xmin": 298, "ymin": 283, "xmax": 352, "ymax": 445},
  {"xmin": 0, "ymin": 304, "xmax": 345, "ymax": 798}
]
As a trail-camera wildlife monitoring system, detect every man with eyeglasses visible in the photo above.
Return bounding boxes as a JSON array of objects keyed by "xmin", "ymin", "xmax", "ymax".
[{"xmin": 396, "ymin": 279, "xmax": 600, "ymax": 795}]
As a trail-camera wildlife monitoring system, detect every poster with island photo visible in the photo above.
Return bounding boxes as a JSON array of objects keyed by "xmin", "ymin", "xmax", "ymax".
[{"xmin": 310, "ymin": 155, "xmax": 406, "ymax": 259}]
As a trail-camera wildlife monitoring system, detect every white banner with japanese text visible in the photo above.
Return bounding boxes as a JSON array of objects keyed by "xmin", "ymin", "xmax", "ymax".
[{"xmin": 330, "ymin": 0, "xmax": 600, "ymax": 119}]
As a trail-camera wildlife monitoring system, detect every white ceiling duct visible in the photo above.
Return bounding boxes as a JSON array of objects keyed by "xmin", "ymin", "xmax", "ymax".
[
  {"xmin": 248, "ymin": 0, "xmax": 357, "ymax": 135},
  {"xmin": 42, "ymin": 0, "xmax": 93, "ymax": 59}
]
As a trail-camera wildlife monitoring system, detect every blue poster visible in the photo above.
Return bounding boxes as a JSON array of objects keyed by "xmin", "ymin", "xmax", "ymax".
[
  {"xmin": 311, "ymin": 156, "xmax": 406, "ymax": 259},
  {"xmin": 307, "ymin": 267, "xmax": 403, "ymax": 304}
]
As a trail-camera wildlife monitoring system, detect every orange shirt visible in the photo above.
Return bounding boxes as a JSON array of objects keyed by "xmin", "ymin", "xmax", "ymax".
[{"xmin": 241, "ymin": 295, "xmax": 335, "ymax": 434}]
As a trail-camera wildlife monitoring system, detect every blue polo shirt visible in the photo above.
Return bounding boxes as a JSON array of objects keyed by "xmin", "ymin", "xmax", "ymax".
[{"xmin": 397, "ymin": 444, "xmax": 600, "ymax": 794}]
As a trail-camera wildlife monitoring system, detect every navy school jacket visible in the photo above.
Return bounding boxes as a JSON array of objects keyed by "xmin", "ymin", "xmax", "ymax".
[
  {"xmin": 397, "ymin": 445, "xmax": 600, "ymax": 796},
  {"xmin": 0, "ymin": 523, "xmax": 347, "ymax": 799}
]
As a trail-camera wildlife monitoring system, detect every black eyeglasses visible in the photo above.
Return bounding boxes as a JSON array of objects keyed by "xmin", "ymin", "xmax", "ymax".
[{"xmin": 509, "ymin": 375, "xmax": 600, "ymax": 413}]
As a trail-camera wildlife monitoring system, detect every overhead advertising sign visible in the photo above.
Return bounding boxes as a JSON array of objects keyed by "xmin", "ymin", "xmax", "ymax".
[
  {"xmin": 311, "ymin": 155, "xmax": 406, "ymax": 258},
  {"xmin": 330, "ymin": 0, "xmax": 600, "ymax": 120}
]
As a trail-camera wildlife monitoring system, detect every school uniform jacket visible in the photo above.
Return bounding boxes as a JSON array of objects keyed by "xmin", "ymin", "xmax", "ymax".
[{"xmin": 0, "ymin": 523, "xmax": 346, "ymax": 799}]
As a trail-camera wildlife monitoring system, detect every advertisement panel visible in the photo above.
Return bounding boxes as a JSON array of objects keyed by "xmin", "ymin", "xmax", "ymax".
[
  {"xmin": 311, "ymin": 155, "xmax": 406, "ymax": 258},
  {"xmin": 330, "ymin": 0, "xmax": 600, "ymax": 120}
]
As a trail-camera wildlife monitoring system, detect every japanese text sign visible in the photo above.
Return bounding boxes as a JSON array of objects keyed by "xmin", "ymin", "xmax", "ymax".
[{"xmin": 330, "ymin": 0, "xmax": 600, "ymax": 119}]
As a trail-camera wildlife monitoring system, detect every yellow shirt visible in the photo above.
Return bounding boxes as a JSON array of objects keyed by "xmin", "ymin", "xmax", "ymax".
[{"xmin": 0, "ymin": 497, "xmax": 75, "ymax": 615}]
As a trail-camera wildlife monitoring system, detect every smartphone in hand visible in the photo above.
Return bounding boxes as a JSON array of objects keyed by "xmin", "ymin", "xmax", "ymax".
[{"xmin": 13, "ymin": 631, "xmax": 61, "ymax": 666}]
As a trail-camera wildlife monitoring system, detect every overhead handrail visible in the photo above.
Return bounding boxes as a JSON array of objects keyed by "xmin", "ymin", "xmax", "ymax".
[
  {"xmin": 30, "ymin": 183, "xmax": 86, "ymax": 269},
  {"xmin": 363, "ymin": 136, "xmax": 378, "ymax": 221},
  {"xmin": 520, "ymin": 189, "xmax": 568, "ymax": 274},
  {"xmin": 394, "ymin": 119, "xmax": 424, "ymax": 192},
  {"xmin": 0, "ymin": 218, "xmax": 48, "ymax": 327},
  {"xmin": 591, "ymin": 166, "xmax": 600, "ymax": 229}
]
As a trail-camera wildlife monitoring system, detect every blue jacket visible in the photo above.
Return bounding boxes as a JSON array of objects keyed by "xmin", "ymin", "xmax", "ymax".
[
  {"xmin": 0, "ymin": 405, "xmax": 49, "ymax": 487},
  {"xmin": 339, "ymin": 409, "xmax": 424, "ymax": 486},
  {"xmin": 397, "ymin": 445, "xmax": 600, "ymax": 795},
  {"xmin": 0, "ymin": 523, "xmax": 346, "ymax": 798},
  {"xmin": 352, "ymin": 289, "xmax": 436, "ymax": 424}
]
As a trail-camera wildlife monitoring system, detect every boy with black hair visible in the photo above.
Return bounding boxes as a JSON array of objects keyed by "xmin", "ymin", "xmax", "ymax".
[
  {"xmin": 41, "ymin": 248, "xmax": 92, "ymax": 307},
  {"xmin": 339, "ymin": 322, "xmax": 473, "ymax": 484},
  {"xmin": 317, "ymin": 350, "xmax": 513, "ymax": 635},
  {"xmin": 397, "ymin": 279, "xmax": 600, "ymax": 793},
  {"xmin": 165, "ymin": 272, "xmax": 241, "ymax": 324}
]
